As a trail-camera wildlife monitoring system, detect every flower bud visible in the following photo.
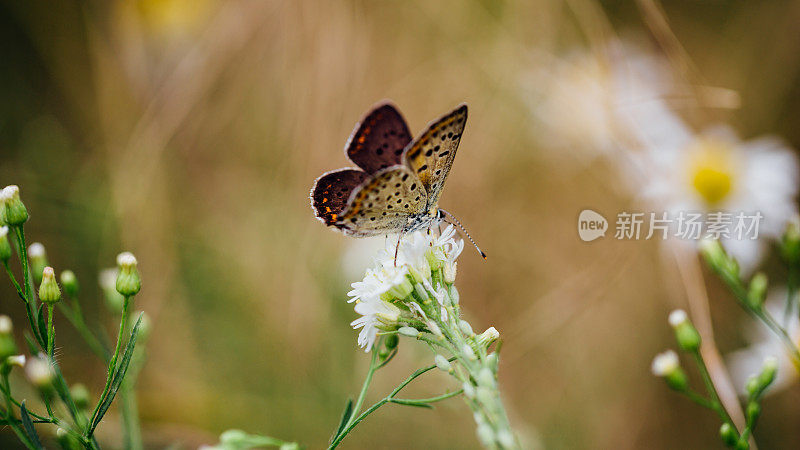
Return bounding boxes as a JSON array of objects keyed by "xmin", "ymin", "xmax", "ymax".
[
  {"xmin": 476, "ymin": 423, "xmax": 495, "ymax": 448},
  {"xmin": 477, "ymin": 367, "xmax": 496, "ymax": 388},
  {"xmin": 28, "ymin": 242, "xmax": 48, "ymax": 285},
  {"xmin": 398, "ymin": 326, "xmax": 419, "ymax": 337},
  {"xmin": 669, "ymin": 309, "xmax": 701, "ymax": 352},
  {"xmin": 458, "ymin": 319, "xmax": 474, "ymax": 336},
  {"xmin": 38, "ymin": 267, "xmax": 61, "ymax": 304},
  {"xmin": 443, "ymin": 261, "xmax": 457, "ymax": 284},
  {"xmin": 485, "ymin": 352, "xmax": 499, "ymax": 372},
  {"xmin": 746, "ymin": 401, "xmax": 761, "ymax": 427},
  {"xmin": 55, "ymin": 427, "xmax": 81, "ymax": 449},
  {"xmin": 651, "ymin": 350, "xmax": 688, "ymax": 391},
  {"xmin": 719, "ymin": 423, "xmax": 738, "ymax": 446},
  {"xmin": 497, "ymin": 430, "xmax": 515, "ymax": 448},
  {"xmin": 0, "ymin": 185, "xmax": 28, "ymax": 226},
  {"xmin": 746, "ymin": 273, "xmax": 768, "ymax": 310},
  {"xmin": 0, "ymin": 316, "xmax": 16, "ymax": 361},
  {"xmin": 426, "ymin": 321, "xmax": 443, "ymax": 338},
  {"xmin": 0, "ymin": 226, "xmax": 11, "ymax": 263},
  {"xmin": 745, "ymin": 376, "xmax": 759, "ymax": 398},
  {"xmin": 434, "ymin": 354, "xmax": 452, "ymax": 373},
  {"xmin": 780, "ymin": 216, "xmax": 800, "ymax": 266},
  {"xmin": 699, "ymin": 238, "xmax": 739, "ymax": 278},
  {"xmin": 756, "ymin": 356, "xmax": 778, "ymax": 391},
  {"xmin": 25, "ymin": 355, "xmax": 54, "ymax": 389},
  {"xmin": 476, "ymin": 326, "xmax": 500, "ymax": 349},
  {"xmin": 387, "ymin": 276, "xmax": 414, "ymax": 300},
  {"xmin": 70, "ymin": 383, "xmax": 90, "ymax": 410},
  {"xmin": 462, "ymin": 382, "xmax": 476, "ymax": 399},
  {"xmin": 60, "ymin": 270, "xmax": 79, "ymax": 298},
  {"xmin": 384, "ymin": 333, "xmax": 399, "ymax": 351},
  {"xmin": 115, "ymin": 252, "xmax": 141, "ymax": 297},
  {"xmin": 7, "ymin": 355, "xmax": 25, "ymax": 368},
  {"xmin": 462, "ymin": 343, "xmax": 477, "ymax": 360},
  {"xmin": 449, "ymin": 286, "xmax": 460, "ymax": 305}
]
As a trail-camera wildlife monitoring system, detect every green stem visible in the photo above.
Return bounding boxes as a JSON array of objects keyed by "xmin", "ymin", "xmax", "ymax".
[
  {"xmin": 348, "ymin": 341, "xmax": 380, "ymax": 425},
  {"xmin": 389, "ymin": 389, "xmax": 463, "ymax": 406},
  {"xmin": 47, "ymin": 305, "xmax": 55, "ymax": 359},
  {"xmin": 1, "ymin": 373, "xmax": 36, "ymax": 449},
  {"xmin": 329, "ymin": 359, "xmax": 454, "ymax": 449},
  {"xmin": 692, "ymin": 351, "xmax": 737, "ymax": 433},
  {"xmin": 88, "ymin": 295, "xmax": 130, "ymax": 436}
]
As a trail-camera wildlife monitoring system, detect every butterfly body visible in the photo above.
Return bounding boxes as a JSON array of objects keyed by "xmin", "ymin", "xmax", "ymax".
[{"xmin": 312, "ymin": 102, "xmax": 467, "ymax": 237}]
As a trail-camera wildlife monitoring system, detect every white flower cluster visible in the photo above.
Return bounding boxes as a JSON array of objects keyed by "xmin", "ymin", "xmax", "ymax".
[{"xmin": 347, "ymin": 225, "xmax": 464, "ymax": 351}]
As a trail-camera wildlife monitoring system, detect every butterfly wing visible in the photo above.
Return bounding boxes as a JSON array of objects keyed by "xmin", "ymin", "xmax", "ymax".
[
  {"xmin": 403, "ymin": 104, "xmax": 467, "ymax": 208},
  {"xmin": 311, "ymin": 169, "xmax": 370, "ymax": 227},
  {"xmin": 345, "ymin": 103, "xmax": 413, "ymax": 174},
  {"xmin": 336, "ymin": 166, "xmax": 428, "ymax": 236}
]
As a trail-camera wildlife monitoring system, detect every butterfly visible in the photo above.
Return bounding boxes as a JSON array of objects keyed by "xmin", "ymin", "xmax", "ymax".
[{"xmin": 311, "ymin": 102, "xmax": 484, "ymax": 256}]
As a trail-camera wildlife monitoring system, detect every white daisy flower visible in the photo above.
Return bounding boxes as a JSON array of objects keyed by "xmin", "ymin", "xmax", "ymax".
[
  {"xmin": 524, "ymin": 41, "xmax": 682, "ymax": 162},
  {"xmin": 636, "ymin": 123, "xmax": 799, "ymax": 272},
  {"xmin": 726, "ymin": 288, "xmax": 800, "ymax": 396}
]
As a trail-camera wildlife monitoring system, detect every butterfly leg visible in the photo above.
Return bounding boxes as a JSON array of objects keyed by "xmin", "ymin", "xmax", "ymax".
[{"xmin": 393, "ymin": 230, "xmax": 405, "ymax": 267}]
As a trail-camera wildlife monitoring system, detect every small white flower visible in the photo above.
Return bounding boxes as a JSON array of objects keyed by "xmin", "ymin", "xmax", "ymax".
[
  {"xmin": 346, "ymin": 227, "xmax": 466, "ymax": 350},
  {"xmin": 347, "ymin": 265, "xmax": 408, "ymax": 303},
  {"xmin": 0, "ymin": 315, "xmax": 11, "ymax": 334},
  {"xmin": 26, "ymin": 355, "xmax": 54, "ymax": 387},
  {"xmin": 350, "ymin": 298, "xmax": 401, "ymax": 352},
  {"xmin": 0, "ymin": 226, "xmax": 8, "ymax": 239},
  {"xmin": 0, "ymin": 185, "xmax": 18, "ymax": 203},
  {"xmin": 28, "ymin": 242, "xmax": 45, "ymax": 259},
  {"xmin": 651, "ymin": 350, "xmax": 680, "ymax": 376},
  {"xmin": 116, "ymin": 251, "xmax": 138, "ymax": 268},
  {"xmin": 668, "ymin": 309, "xmax": 688, "ymax": 327}
]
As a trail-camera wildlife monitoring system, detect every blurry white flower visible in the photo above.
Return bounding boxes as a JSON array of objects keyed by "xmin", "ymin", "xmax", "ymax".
[
  {"xmin": 637, "ymin": 124, "xmax": 799, "ymax": 272},
  {"xmin": 651, "ymin": 349, "xmax": 680, "ymax": 376},
  {"xmin": 28, "ymin": 242, "xmax": 45, "ymax": 259},
  {"xmin": 524, "ymin": 42, "xmax": 682, "ymax": 162},
  {"xmin": 26, "ymin": 355, "xmax": 54, "ymax": 388},
  {"xmin": 726, "ymin": 288, "xmax": 799, "ymax": 395}
]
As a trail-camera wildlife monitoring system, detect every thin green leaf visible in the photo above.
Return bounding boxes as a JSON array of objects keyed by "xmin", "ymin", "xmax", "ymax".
[
  {"xmin": 89, "ymin": 314, "xmax": 143, "ymax": 435},
  {"xmin": 20, "ymin": 401, "xmax": 44, "ymax": 450},
  {"xmin": 331, "ymin": 399, "xmax": 353, "ymax": 442},
  {"xmin": 23, "ymin": 333, "xmax": 39, "ymax": 355}
]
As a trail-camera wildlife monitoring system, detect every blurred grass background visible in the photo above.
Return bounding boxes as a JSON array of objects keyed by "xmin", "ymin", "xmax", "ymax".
[{"xmin": 1, "ymin": 0, "xmax": 799, "ymax": 448}]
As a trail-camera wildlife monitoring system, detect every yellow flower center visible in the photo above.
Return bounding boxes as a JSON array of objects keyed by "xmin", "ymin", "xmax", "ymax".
[{"xmin": 688, "ymin": 138, "xmax": 735, "ymax": 206}]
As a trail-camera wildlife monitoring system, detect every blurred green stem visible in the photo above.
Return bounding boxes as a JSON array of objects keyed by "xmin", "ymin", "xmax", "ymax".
[{"xmin": 88, "ymin": 295, "xmax": 130, "ymax": 437}]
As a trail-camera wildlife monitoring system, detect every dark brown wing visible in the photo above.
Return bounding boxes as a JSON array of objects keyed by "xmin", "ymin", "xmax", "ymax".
[
  {"xmin": 345, "ymin": 103, "xmax": 412, "ymax": 174},
  {"xmin": 311, "ymin": 168, "xmax": 369, "ymax": 226}
]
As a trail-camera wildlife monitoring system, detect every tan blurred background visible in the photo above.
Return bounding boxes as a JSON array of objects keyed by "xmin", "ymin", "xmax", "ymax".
[{"xmin": 1, "ymin": 0, "xmax": 799, "ymax": 448}]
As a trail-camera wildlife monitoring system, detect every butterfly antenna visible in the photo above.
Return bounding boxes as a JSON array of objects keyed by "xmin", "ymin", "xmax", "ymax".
[{"xmin": 438, "ymin": 209, "xmax": 487, "ymax": 259}]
